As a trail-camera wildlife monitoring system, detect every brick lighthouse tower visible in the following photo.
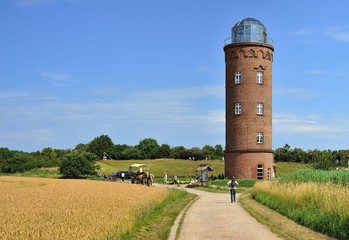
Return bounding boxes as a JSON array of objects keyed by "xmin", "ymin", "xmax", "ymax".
[{"xmin": 224, "ymin": 18, "xmax": 275, "ymax": 180}]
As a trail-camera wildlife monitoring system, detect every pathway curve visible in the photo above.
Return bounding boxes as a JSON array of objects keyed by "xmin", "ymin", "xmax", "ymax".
[{"xmin": 155, "ymin": 184, "xmax": 282, "ymax": 240}]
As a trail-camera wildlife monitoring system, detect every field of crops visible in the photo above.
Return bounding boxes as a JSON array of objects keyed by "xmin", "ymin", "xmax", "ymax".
[
  {"xmin": 0, "ymin": 176, "xmax": 169, "ymax": 240},
  {"xmin": 251, "ymin": 169, "xmax": 349, "ymax": 240}
]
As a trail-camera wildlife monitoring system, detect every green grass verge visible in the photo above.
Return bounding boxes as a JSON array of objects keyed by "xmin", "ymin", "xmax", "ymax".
[
  {"xmin": 118, "ymin": 189, "xmax": 196, "ymax": 240},
  {"xmin": 239, "ymin": 192, "xmax": 335, "ymax": 240}
]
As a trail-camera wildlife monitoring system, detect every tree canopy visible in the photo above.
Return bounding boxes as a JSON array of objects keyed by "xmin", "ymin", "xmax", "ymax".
[{"xmin": 59, "ymin": 151, "xmax": 98, "ymax": 178}]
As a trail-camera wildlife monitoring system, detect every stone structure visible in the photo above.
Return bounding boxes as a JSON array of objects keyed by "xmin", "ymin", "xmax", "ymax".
[{"xmin": 223, "ymin": 18, "xmax": 275, "ymax": 179}]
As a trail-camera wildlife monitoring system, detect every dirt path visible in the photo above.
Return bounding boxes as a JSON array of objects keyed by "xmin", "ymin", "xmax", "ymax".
[{"xmin": 157, "ymin": 184, "xmax": 282, "ymax": 240}]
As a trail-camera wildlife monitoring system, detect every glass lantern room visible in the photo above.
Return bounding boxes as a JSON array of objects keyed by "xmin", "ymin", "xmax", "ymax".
[{"xmin": 227, "ymin": 17, "xmax": 273, "ymax": 45}]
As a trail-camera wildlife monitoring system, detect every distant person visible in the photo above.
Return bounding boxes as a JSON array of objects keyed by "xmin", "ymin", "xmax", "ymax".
[
  {"xmin": 173, "ymin": 174, "xmax": 179, "ymax": 187},
  {"xmin": 164, "ymin": 172, "xmax": 168, "ymax": 185},
  {"xmin": 227, "ymin": 176, "xmax": 239, "ymax": 203},
  {"xmin": 121, "ymin": 172, "xmax": 125, "ymax": 182}
]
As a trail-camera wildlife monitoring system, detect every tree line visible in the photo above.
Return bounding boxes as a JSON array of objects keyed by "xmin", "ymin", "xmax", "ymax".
[
  {"xmin": 274, "ymin": 144, "xmax": 349, "ymax": 170},
  {"xmin": 0, "ymin": 135, "xmax": 224, "ymax": 175},
  {"xmin": 1, "ymin": 136, "xmax": 348, "ymax": 176}
]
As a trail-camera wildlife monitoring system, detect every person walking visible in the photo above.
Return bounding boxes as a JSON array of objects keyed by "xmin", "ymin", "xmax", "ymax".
[
  {"xmin": 164, "ymin": 172, "xmax": 168, "ymax": 185},
  {"xmin": 227, "ymin": 176, "xmax": 239, "ymax": 203},
  {"xmin": 173, "ymin": 174, "xmax": 179, "ymax": 187}
]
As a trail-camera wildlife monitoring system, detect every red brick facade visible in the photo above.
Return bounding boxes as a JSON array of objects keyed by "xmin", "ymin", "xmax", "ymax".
[{"xmin": 224, "ymin": 42, "xmax": 275, "ymax": 179}]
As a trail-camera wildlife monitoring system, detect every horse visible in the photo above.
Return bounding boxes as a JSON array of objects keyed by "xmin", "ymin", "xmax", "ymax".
[{"xmin": 147, "ymin": 173, "xmax": 154, "ymax": 186}]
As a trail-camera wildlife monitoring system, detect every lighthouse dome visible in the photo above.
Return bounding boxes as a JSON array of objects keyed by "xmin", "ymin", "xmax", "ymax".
[{"xmin": 231, "ymin": 17, "xmax": 268, "ymax": 44}]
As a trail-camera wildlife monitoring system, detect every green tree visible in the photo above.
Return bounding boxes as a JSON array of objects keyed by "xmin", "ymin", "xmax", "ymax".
[
  {"xmin": 148, "ymin": 143, "xmax": 173, "ymax": 159},
  {"xmin": 289, "ymin": 147, "xmax": 307, "ymax": 163},
  {"xmin": 1, "ymin": 152, "xmax": 37, "ymax": 173},
  {"xmin": 311, "ymin": 149, "xmax": 336, "ymax": 170},
  {"xmin": 202, "ymin": 145, "xmax": 215, "ymax": 159},
  {"xmin": 87, "ymin": 135, "xmax": 114, "ymax": 157},
  {"xmin": 120, "ymin": 146, "xmax": 141, "ymax": 160},
  {"xmin": 214, "ymin": 144, "xmax": 224, "ymax": 158},
  {"xmin": 176, "ymin": 147, "xmax": 205, "ymax": 160},
  {"xmin": 171, "ymin": 146, "xmax": 186, "ymax": 159},
  {"xmin": 274, "ymin": 144, "xmax": 291, "ymax": 162},
  {"xmin": 136, "ymin": 138, "xmax": 160, "ymax": 159},
  {"xmin": 42, "ymin": 147, "xmax": 57, "ymax": 160},
  {"xmin": 109, "ymin": 144, "xmax": 128, "ymax": 159},
  {"xmin": 0, "ymin": 148, "xmax": 14, "ymax": 172},
  {"xmin": 0, "ymin": 147, "xmax": 13, "ymax": 160},
  {"xmin": 74, "ymin": 143, "xmax": 88, "ymax": 152},
  {"xmin": 59, "ymin": 151, "xmax": 98, "ymax": 178}
]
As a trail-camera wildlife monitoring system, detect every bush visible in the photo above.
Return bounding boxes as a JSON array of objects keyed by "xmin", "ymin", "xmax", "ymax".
[
  {"xmin": 59, "ymin": 151, "xmax": 98, "ymax": 178},
  {"xmin": 0, "ymin": 153, "xmax": 37, "ymax": 173}
]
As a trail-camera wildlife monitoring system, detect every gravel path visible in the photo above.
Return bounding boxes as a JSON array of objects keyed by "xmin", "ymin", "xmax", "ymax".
[{"xmin": 157, "ymin": 184, "xmax": 282, "ymax": 240}]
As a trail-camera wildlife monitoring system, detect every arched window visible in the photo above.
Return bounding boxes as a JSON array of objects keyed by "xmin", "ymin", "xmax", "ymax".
[
  {"xmin": 235, "ymin": 102, "xmax": 242, "ymax": 114},
  {"xmin": 248, "ymin": 50, "xmax": 255, "ymax": 58},
  {"xmin": 256, "ymin": 71, "xmax": 263, "ymax": 84},
  {"xmin": 257, "ymin": 132, "xmax": 264, "ymax": 143},
  {"xmin": 235, "ymin": 71, "xmax": 242, "ymax": 84},
  {"xmin": 257, "ymin": 103, "xmax": 264, "ymax": 115}
]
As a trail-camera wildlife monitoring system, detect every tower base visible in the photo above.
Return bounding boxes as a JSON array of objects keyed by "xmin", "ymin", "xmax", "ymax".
[{"xmin": 225, "ymin": 150, "xmax": 275, "ymax": 180}]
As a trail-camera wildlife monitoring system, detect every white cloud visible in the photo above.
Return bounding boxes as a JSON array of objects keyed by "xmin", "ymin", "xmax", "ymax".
[
  {"xmin": 0, "ymin": 84, "xmax": 225, "ymax": 150},
  {"xmin": 40, "ymin": 71, "xmax": 77, "ymax": 87},
  {"xmin": 273, "ymin": 113, "xmax": 348, "ymax": 134},
  {"xmin": 287, "ymin": 29, "xmax": 317, "ymax": 36},
  {"xmin": 326, "ymin": 26, "xmax": 349, "ymax": 42},
  {"xmin": 0, "ymin": 92, "xmax": 30, "ymax": 100},
  {"xmin": 306, "ymin": 70, "xmax": 326, "ymax": 75},
  {"xmin": 274, "ymin": 88, "xmax": 321, "ymax": 99},
  {"xmin": 306, "ymin": 69, "xmax": 349, "ymax": 79},
  {"xmin": 287, "ymin": 26, "xmax": 349, "ymax": 44},
  {"xmin": 196, "ymin": 66, "xmax": 223, "ymax": 76},
  {"xmin": 0, "ymin": 129, "xmax": 53, "ymax": 142},
  {"xmin": 12, "ymin": 0, "xmax": 55, "ymax": 7}
]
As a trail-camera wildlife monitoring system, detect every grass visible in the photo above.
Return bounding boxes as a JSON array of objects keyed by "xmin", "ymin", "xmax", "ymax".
[
  {"xmin": 250, "ymin": 179, "xmax": 349, "ymax": 239},
  {"xmin": 239, "ymin": 193, "xmax": 335, "ymax": 240},
  {"xmin": 120, "ymin": 189, "xmax": 197, "ymax": 240},
  {"xmin": 275, "ymin": 162, "xmax": 311, "ymax": 175},
  {"xmin": 96, "ymin": 159, "xmax": 225, "ymax": 179},
  {"xmin": 278, "ymin": 168, "xmax": 349, "ymax": 185}
]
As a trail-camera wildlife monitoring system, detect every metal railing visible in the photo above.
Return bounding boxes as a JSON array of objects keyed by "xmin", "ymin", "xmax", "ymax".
[{"xmin": 224, "ymin": 37, "xmax": 274, "ymax": 46}]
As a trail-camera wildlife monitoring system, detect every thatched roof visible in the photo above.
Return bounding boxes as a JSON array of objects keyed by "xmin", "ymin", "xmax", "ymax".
[{"xmin": 196, "ymin": 164, "xmax": 213, "ymax": 171}]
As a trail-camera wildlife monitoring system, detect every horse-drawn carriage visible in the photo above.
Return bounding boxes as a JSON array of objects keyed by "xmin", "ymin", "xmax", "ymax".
[{"xmin": 129, "ymin": 164, "xmax": 154, "ymax": 186}]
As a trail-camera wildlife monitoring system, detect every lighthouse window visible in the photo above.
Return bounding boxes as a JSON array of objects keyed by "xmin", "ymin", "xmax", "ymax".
[
  {"xmin": 256, "ymin": 71, "xmax": 263, "ymax": 84},
  {"xmin": 257, "ymin": 132, "xmax": 264, "ymax": 143},
  {"xmin": 257, "ymin": 103, "xmax": 264, "ymax": 115},
  {"xmin": 235, "ymin": 71, "xmax": 242, "ymax": 84},
  {"xmin": 235, "ymin": 102, "xmax": 242, "ymax": 114},
  {"xmin": 257, "ymin": 165, "xmax": 264, "ymax": 179}
]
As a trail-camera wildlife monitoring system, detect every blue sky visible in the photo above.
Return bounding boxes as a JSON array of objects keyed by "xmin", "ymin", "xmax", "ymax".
[{"xmin": 1, "ymin": 0, "xmax": 349, "ymax": 152}]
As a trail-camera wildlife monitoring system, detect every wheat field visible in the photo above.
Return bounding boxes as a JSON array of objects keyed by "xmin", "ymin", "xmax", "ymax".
[{"xmin": 0, "ymin": 176, "xmax": 169, "ymax": 240}]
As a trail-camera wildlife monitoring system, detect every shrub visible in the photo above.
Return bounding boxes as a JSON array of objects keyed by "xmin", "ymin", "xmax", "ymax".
[
  {"xmin": 1, "ymin": 153, "xmax": 37, "ymax": 173},
  {"xmin": 59, "ymin": 151, "xmax": 98, "ymax": 178}
]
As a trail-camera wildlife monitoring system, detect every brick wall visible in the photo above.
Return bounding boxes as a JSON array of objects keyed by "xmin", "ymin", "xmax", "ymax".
[{"xmin": 224, "ymin": 42, "xmax": 275, "ymax": 179}]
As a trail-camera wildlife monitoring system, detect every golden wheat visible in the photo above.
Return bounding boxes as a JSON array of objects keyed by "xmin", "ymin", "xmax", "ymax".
[{"xmin": 0, "ymin": 176, "xmax": 169, "ymax": 240}]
